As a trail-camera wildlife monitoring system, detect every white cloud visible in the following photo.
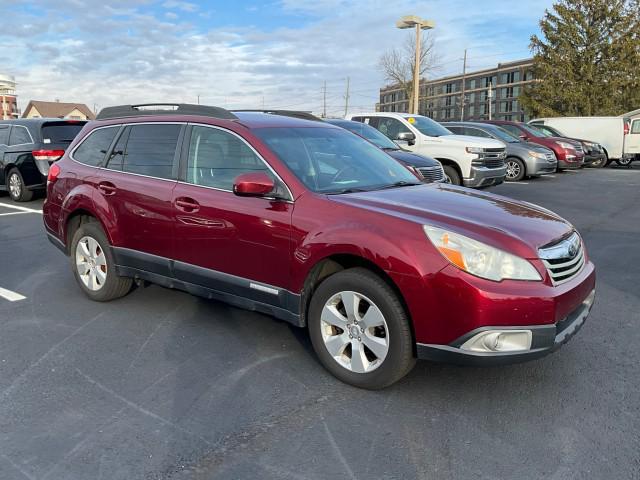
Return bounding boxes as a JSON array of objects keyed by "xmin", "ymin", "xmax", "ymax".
[{"xmin": 2, "ymin": 0, "xmax": 554, "ymax": 117}]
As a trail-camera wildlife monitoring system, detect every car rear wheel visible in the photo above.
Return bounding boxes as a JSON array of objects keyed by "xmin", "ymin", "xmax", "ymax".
[
  {"xmin": 442, "ymin": 165, "xmax": 461, "ymax": 185},
  {"xmin": 616, "ymin": 157, "xmax": 633, "ymax": 166},
  {"xmin": 70, "ymin": 221, "xmax": 133, "ymax": 301},
  {"xmin": 505, "ymin": 157, "xmax": 526, "ymax": 181},
  {"xmin": 7, "ymin": 168, "xmax": 33, "ymax": 202},
  {"xmin": 308, "ymin": 268, "xmax": 415, "ymax": 389}
]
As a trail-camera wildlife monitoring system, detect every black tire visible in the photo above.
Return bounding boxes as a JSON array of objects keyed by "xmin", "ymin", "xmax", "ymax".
[
  {"xmin": 505, "ymin": 157, "xmax": 526, "ymax": 182},
  {"xmin": 616, "ymin": 157, "xmax": 633, "ymax": 166},
  {"xmin": 590, "ymin": 153, "xmax": 608, "ymax": 168},
  {"xmin": 7, "ymin": 168, "xmax": 33, "ymax": 202},
  {"xmin": 70, "ymin": 220, "xmax": 133, "ymax": 301},
  {"xmin": 443, "ymin": 165, "xmax": 462, "ymax": 186},
  {"xmin": 308, "ymin": 268, "xmax": 415, "ymax": 389}
]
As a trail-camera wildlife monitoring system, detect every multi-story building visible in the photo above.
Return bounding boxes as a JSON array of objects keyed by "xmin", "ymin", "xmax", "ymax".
[
  {"xmin": 0, "ymin": 74, "xmax": 19, "ymax": 120},
  {"xmin": 378, "ymin": 58, "xmax": 534, "ymax": 122}
]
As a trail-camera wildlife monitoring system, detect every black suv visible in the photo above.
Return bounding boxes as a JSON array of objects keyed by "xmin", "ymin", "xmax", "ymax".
[{"xmin": 0, "ymin": 118, "xmax": 86, "ymax": 201}]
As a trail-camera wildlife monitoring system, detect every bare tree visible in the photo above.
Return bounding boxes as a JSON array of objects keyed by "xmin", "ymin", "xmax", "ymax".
[{"xmin": 379, "ymin": 33, "xmax": 440, "ymax": 112}]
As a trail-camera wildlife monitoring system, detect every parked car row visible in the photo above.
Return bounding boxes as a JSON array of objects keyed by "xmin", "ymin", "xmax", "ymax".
[{"xmin": 41, "ymin": 104, "xmax": 596, "ymax": 389}]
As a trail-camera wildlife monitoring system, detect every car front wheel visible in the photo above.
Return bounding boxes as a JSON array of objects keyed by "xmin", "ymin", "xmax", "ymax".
[
  {"xmin": 308, "ymin": 268, "xmax": 415, "ymax": 389},
  {"xmin": 70, "ymin": 220, "xmax": 133, "ymax": 301},
  {"xmin": 505, "ymin": 157, "xmax": 526, "ymax": 181}
]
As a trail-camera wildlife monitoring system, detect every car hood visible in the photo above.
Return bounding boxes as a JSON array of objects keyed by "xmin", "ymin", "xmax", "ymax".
[
  {"xmin": 523, "ymin": 141, "xmax": 554, "ymax": 153},
  {"xmin": 329, "ymin": 184, "xmax": 574, "ymax": 258},
  {"xmin": 386, "ymin": 149, "xmax": 441, "ymax": 167},
  {"xmin": 440, "ymin": 134, "xmax": 505, "ymax": 149}
]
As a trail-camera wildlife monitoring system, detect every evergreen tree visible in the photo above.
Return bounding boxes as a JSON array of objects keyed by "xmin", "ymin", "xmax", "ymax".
[{"xmin": 520, "ymin": 0, "xmax": 640, "ymax": 117}]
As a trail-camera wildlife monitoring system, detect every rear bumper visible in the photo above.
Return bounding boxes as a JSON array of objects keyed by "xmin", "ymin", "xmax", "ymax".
[
  {"xmin": 416, "ymin": 289, "xmax": 595, "ymax": 365},
  {"xmin": 463, "ymin": 165, "xmax": 507, "ymax": 188}
]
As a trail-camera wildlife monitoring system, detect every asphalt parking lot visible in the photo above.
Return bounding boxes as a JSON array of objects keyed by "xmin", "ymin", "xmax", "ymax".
[{"xmin": 1, "ymin": 166, "xmax": 639, "ymax": 480}]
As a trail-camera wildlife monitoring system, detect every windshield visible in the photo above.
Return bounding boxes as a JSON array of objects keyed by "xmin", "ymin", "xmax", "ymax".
[
  {"xmin": 254, "ymin": 127, "xmax": 420, "ymax": 193},
  {"xmin": 405, "ymin": 115, "xmax": 452, "ymax": 137},
  {"xmin": 534, "ymin": 124, "xmax": 565, "ymax": 137},
  {"xmin": 488, "ymin": 125, "xmax": 521, "ymax": 143},
  {"xmin": 334, "ymin": 121, "xmax": 399, "ymax": 150},
  {"xmin": 519, "ymin": 123, "xmax": 547, "ymax": 137}
]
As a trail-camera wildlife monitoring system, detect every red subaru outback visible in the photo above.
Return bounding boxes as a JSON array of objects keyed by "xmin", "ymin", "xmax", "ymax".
[{"xmin": 44, "ymin": 104, "xmax": 596, "ymax": 389}]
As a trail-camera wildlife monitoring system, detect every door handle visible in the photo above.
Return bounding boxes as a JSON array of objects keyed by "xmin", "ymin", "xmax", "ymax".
[
  {"xmin": 175, "ymin": 197, "xmax": 200, "ymax": 212},
  {"xmin": 98, "ymin": 181, "xmax": 116, "ymax": 196}
]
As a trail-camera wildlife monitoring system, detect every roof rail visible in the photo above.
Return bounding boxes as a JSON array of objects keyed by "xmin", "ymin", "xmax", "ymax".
[
  {"xmin": 234, "ymin": 109, "xmax": 322, "ymax": 122},
  {"xmin": 96, "ymin": 104, "xmax": 238, "ymax": 121}
]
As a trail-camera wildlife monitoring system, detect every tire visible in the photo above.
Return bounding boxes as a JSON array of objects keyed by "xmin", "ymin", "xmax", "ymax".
[
  {"xmin": 308, "ymin": 267, "xmax": 415, "ymax": 389},
  {"xmin": 616, "ymin": 157, "xmax": 633, "ymax": 166},
  {"xmin": 70, "ymin": 220, "xmax": 133, "ymax": 301},
  {"xmin": 590, "ymin": 153, "xmax": 608, "ymax": 168},
  {"xmin": 443, "ymin": 165, "xmax": 461, "ymax": 186},
  {"xmin": 505, "ymin": 157, "xmax": 526, "ymax": 182},
  {"xmin": 7, "ymin": 168, "xmax": 33, "ymax": 202}
]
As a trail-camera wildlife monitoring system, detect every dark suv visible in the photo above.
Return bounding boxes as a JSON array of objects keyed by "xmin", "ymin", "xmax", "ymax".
[
  {"xmin": 44, "ymin": 104, "xmax": 596, "ymax": 389},
  {"xmin": 0, "ymin": 118, "xmax": 86, "ymax": 201}
]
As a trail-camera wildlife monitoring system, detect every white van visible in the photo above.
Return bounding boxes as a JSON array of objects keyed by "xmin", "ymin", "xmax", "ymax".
[
  {"xmin": 529, "ymin": 116, "xmax": 640, "ymax": 166},
  {"xmin": 347, "ymin": 112, "xmax": 507, "ymax": 187}
]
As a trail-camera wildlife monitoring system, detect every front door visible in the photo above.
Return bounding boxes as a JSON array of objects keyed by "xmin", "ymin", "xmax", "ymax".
[
  {"xmin": 171, "ymin": 125, "xmax": 293, "ymax": 309},
  {"xmin": 626, "ymin": 119, "xmax": 640, "ymax": 156},
  {"xmin": 97, "ymin": 123, "xmax": 183, "ymax": 275}
]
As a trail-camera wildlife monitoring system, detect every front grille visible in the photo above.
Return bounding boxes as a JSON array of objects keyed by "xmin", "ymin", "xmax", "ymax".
[
  {"xmin": 538, "ymin": 232, "xmax": 585, "ymax": 285},
  {"xmin": 574, "ymin": 144, "xmax": 584, "ymax": 154},
  {"xmin": 545, "ymin": 151, "xmax": 556, "ymax": 162},
  {"xmin": 474, "ymin": 148, "xmax": 506, "ymax": 169},
  {"xmin": 417, "ymin": 165, "xmax": 445, "ymax": 183}
]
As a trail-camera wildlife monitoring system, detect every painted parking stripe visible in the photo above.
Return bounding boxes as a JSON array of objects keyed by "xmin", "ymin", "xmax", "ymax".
[
  {"xmin": 0, "ymin": 203, "xmax": 42, "ymax": 214},
  {"xmin": 0, "ymin": 287, "xmax": 26, "ymax": 302},
  {"xmin": 0, "ymin": 211, "xmax": 30, "ymax": 217}
]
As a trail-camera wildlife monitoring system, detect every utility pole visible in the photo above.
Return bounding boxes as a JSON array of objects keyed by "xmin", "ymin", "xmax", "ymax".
[
  {"xmin": 460, "ymin": 49, "xmax": 467, "ymax": 121},
  {"xmin": 322, "ymin": 81, "xmax": 327, "ymax": 118},
  {"xmin": 197, "ymin": 94, "xmax": 200, "ymax": 105},
  {"xmin": 344, "ymin": 77, "xmax": 350, "ymax": 117},
  {"xmin": 488, "ymin": 81, "xmax": 493, "ymax": 121}
]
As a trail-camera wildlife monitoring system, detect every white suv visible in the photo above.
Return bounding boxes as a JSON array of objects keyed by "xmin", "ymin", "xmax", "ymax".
[{"xmin": 348, "ymin": 112, "xmax": 507, "ymax": 187}]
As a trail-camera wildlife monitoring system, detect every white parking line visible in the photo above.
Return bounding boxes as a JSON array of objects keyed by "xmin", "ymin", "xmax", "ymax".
[
  {"xmin": 507, "ymin": 182, "xmax": 530, "ymax": 185},
  {"xmin": 0, "ymin": 203, "xmax": 42, "ymax": 214},
  {"xmin": 0, "ymin": 287, "xmax": 26, "ymax": 302},
  {"xmin": 0, "ymin": 211, "xmax": 30, "ymax": 217}
]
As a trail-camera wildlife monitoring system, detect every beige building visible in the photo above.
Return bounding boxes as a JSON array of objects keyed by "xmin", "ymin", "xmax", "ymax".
[
  {"xmin": 378, "ymin": 58, "xmax": 535, "ymax": 122},
  {"xmin": 0, "ymin": 74, "xmax": 19, "ymax": 120},
  {"xmin": 22, "ymin": 100, "xmax": 95, "ymax": 120}
]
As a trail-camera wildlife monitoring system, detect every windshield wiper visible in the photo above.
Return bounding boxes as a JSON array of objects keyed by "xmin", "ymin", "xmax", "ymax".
[
  {"xmin": 375, "ymin": 181, "xmax": 422, "ymax": 190},
  {"xmin": 381, "ymin": 146, "xmax": 399, "ymax": 151},
  {"xmin": 325, "ymin": 187, "xmax": 372, "ymax": 195}
]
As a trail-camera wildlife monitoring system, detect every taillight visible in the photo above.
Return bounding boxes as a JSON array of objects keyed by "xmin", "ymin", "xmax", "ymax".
[
  {"xmin": 624, "ymin": 122, "xmax": 630, "ymax": 135},
  {"xmin": 33, "ymin": 149, "xmax": 65, "ymax": 161},
  {"xmin": 48, "ymin": 163, "xmax": 61, "ymax": 183}
]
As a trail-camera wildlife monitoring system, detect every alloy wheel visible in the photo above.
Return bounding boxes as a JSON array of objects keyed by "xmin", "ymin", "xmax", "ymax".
[
  {"xmin": 8, "ymin": 173, "xmax": 21, "ymax": 198},
  {"xmin": 75, "ymin": 236, "xmax": 107, "ymax": 291},
  {"xmin": 320, "ymin": 291, "xmax": 389, "ymax": 373},
  {"xmin": 506, "ymin": 160, "xmax": 521, "ymax": 180}
]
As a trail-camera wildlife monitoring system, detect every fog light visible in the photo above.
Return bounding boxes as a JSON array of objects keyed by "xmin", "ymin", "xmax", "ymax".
[{"xmin": 460, "ymin": 330, "xmax": 532, "ymax": 353}]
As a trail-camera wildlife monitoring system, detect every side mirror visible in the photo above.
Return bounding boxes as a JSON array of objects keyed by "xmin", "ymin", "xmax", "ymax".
[
  {"xmin": 233, "ymin": 172, "xmax": 275, "ymax": 197},
  {"xmin": 519, "ymin": 134, "xmax": 528, "ymax": 141},
  {"xmin": 397, "ymin": 132, "xmax": 416, "ymax": 146}
]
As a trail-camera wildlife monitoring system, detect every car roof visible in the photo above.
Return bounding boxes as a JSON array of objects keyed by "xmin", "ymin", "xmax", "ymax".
[
  {"xmin": 0, "ymin": 118, "xmax": 87, "ymax": 126},
  {"xmin": 234, "ymin": 111, "xmax": 337, "ymax": 129},
  {"xmin": 444, "ymin": 121, "xmax": 501, "ymax": 129}
]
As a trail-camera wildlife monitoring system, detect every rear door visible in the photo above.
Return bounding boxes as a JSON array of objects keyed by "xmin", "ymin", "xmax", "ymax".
[
  {"xmin": 625, "ymin": 119, "xmax": 640, "ymax": 156},
  {"xmin": 98, "ymin": 123, "xmax": 184, "ymax": 275},
  {"xmin": 171, "ymin": 124, "xmax": 293, "ymax": 306}
]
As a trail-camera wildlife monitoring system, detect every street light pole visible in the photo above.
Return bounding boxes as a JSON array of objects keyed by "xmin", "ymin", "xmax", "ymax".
[{"xmin": 396, "ymin": 15, "xmax": 435, "ymax": 115}]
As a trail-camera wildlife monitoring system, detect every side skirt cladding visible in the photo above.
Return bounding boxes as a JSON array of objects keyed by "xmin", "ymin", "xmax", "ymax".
[{"xmin": 112, "ymin": 247, "xmax": 303, "ymax": 327}]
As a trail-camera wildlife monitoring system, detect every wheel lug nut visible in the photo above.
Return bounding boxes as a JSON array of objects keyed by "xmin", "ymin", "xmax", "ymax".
[
  {"xmin": 349, "ymin": 335, "xmax": 353, "ymax": 339},
  {"xmin": 357, "ymin": 337, "xmax": 361, "ymax": 341},
  {"xmin": 360, "ymin": 327, "xmax": 364, "ymax": 333}
]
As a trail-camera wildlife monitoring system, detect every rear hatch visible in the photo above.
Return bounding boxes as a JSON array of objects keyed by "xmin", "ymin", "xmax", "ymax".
[{"xmin": 34, "ymin": 120, "xmax": 86, "ymax": 175}]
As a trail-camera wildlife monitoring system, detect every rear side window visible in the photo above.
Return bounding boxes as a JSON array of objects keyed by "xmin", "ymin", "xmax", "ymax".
[
  {"xmin": 73, "ymin": 127, "xmax": 119, "ymax": 166},
  {"xmin": 465, "ymin": 127, "xmax": 492, "ymax": 138},
  {"xmin": 123, "ymin": 124, "xmax": 180, "ymax": 179},
  {"xmin": 41, "ymin": 122, "xmax": 85, "ymax": 145},
  {"xmin": 501, "ymin": 124, "xmax": 522, "ymax": 137},
  {"xmin": 446, "ymin": 126, "xmax": 463, "ymax": 135},
  {"xmin": 0, "ymin": 125, "xmax": 9, "ymax": 145},
  {"xmin": 8, "ymin": 126, "xmax": 32, "ymax": 146}
]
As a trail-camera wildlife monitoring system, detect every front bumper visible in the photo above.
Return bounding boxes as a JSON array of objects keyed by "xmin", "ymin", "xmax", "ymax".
[
  {"xmin": 527, "ymin": 156, "xmax": 557, "ymax": 176},
  {"xmin": 557, "ymin": 156, "xmax": 583, "ymax": 169},
  {"xmin": 417, "ymin": 289, "xmax": 595, "ymax": 365},
  {"xmin": 463, "ymin": 165, "xmax": 507, "ymax": 188}
]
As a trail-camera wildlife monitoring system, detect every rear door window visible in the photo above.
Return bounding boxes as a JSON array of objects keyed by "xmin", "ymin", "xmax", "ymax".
[
  {"xmin": 446, "ymin": 126, "xmax": 463, "ymax": 135},
  {"xmin": 8, "ymin": 126, "xmax": 33, "ymax": 146},
  {"xmin": 500, "ymin": 124, "xmax": 523, "ymax": 137},
  {"xmin": 0, "ymin": 125, "xmax": 9, "ymax": 145},
  {"xmin": 41, "ymin": 122, "xmax": 85, "ymax": 145},
  {"xmin": 73, "ymin": 126, "xmax": 120, "ymax": 167},
  {"xmin": 464, "ymin": 127, "xmax": 492, "ymax": 138},
  {"xmin": 122, "ymin": 124, "xmax": 181, "ymax": 179}
]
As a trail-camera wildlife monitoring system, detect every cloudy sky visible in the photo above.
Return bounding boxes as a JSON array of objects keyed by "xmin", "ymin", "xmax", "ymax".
[{"xmin": 2, "ymin": 0, "xmax": 555, "ymax": 116}]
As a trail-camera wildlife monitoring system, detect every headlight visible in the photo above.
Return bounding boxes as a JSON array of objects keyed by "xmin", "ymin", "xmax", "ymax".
[
  {"xmin": 557, "ymin": 141, "xmax": 574, "ymax": 150},
  {"xmin": 423, "ymin": 226, "xmax": 542, "ymax": 281},
  {"xmin": 528, "ymin": 150, "xmax": 547, "ymax": 159},
  {"xmin": 466, "ymin": 146, "xmax": 483, "ymax": 154}
]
